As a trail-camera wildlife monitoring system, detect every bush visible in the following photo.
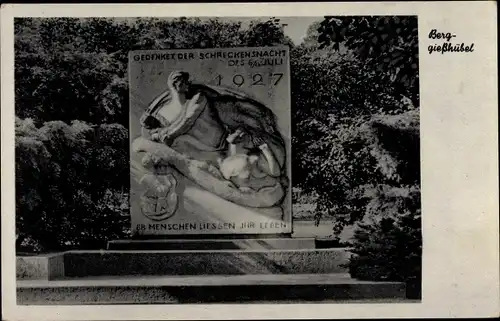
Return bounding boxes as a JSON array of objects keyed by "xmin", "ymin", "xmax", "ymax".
[
  {"xmin": 15, "ymin": 117, "xmax": 130, "ymax": 252},
  {"xmin": 348, "ymin": 184, "xmax": 422, "ymax": 299},
  {"xmin": 345, "ymin": 110, "xmax": 421, "ymax": 299}
]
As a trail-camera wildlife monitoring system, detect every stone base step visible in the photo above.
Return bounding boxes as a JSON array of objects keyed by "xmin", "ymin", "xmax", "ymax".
[
  {"xmin": 18, "ymin": 249, "xmax": 351, "ymax": 280},
  {"xmin": 107, "ymin": 237, "xmax": 316, "ymax": 251},
  {"xmin": 17, "ymin": 273, "xmax": 407, "ymax": 304},
  {"xmin": 63, "ymin": 249, "xmax": 350, "ymax": 278}
]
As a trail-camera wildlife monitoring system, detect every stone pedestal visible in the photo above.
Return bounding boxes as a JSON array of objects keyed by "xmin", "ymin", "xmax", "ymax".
[
  {"xmin": 16, "ymin": 248, "xmax": 409, "ymax": 304},
  {"xmin": 107, "ymin": 237, "xmax": 315, "ymax": 250}
]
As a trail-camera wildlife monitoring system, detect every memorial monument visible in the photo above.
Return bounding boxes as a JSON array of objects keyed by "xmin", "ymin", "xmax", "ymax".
[{"xmin": 125, "ymin": 46, "xmax": 294, "ymax": 246}]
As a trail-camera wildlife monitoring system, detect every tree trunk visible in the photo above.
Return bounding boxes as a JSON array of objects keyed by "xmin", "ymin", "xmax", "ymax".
[{"xmin": 16, "ymin": 234, "xmax": 25, "ymax": 252}]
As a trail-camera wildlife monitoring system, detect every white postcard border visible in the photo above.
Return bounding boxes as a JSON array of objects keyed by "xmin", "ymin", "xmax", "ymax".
[{"xmin": 2, "ymin": 2, "xmax": 498, "ymax": 319}]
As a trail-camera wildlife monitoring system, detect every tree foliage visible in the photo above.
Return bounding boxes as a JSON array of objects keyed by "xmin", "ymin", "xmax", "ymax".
[
  {"xmin": 15, "ymin": 117, "xmax": 130, "ymax": 251},
  {"xmin": 291, "ymin": 18, "xmax": 420, "ymax": 297},
  {"xmin": 348, "ymin": 183, "xmax": 421, "ymax": 299},
  {"xmin": 301, "ymin": 21, "xmax": 322, "ymax": 48},
  {"xmin": 317, "ymin": 16, "xmax": 419, "ymax": 105},
  {"xmin": 242, "ymin": 17, "xmax": 294, "ymax": 47},
  {"xmin": 290, "ymin": 43, "xmax": 418, "ymax": 232}
]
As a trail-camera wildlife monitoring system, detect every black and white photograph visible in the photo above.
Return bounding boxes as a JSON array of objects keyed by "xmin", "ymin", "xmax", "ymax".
[
  {"xmin": 12, "ymin": 14, "xmax": 421, "ymax": 304},
  {"xmin": 1, "ymin": 2, "xmax": 498, "ymax": 319}
]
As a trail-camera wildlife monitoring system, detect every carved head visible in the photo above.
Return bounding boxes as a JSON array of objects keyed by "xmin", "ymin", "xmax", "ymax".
[
  {"xmin": 220, "ymin": 153, "xmax": 260, "ymax": 181},
  {"xmin": 168, "ymin": 71, "xmax": 190, "ymax": 94}
]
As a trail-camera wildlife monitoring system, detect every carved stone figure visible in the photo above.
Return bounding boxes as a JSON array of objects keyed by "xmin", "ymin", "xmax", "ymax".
[{"xmin": 133, "ymin": 70, "xmax": 288, "ymax": 209}]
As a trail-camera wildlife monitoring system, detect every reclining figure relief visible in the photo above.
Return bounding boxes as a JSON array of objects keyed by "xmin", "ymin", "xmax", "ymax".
[{"xmin": 132, "ymin": 71, "xmax": 289, "ymax": 210}]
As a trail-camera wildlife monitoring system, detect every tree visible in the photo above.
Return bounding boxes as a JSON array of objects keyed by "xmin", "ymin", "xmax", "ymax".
[
  {"xmin": 301, "ymin": 21, "xmax": 321, "ymax": 48},
  {"xmin": 289, "ymin": 18, "xmax": 421, "ymax": 297},
  {"xmin": 242, "ymin": 17, "xmax": 294, "ymax": 47},
  {"xmin": 290, "ymin": 42, "xmax": 418, "ymax": 228},
  {"xmin": 348, "ymin": 182, "xmax": 421, "ymax": 299},
  {"xmin": 317, "ymin": 16, "xmax": 419, "ymax": 106},
  {"xmin": 16, "ymin": 117, "xmax": 130, "ymax": 252},
  {"xmin": 15, "ymin": 18, "xmax": 131, "ymax": 125}
]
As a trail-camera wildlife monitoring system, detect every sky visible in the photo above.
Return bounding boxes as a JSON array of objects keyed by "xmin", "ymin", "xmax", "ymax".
[
  {"xmin": 233, "ymin": 17, "xmax": 323, "ymax": 45},
  {"xmin": 281, "ymin": 17, "xmax": 323, "ymax": 44}
]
